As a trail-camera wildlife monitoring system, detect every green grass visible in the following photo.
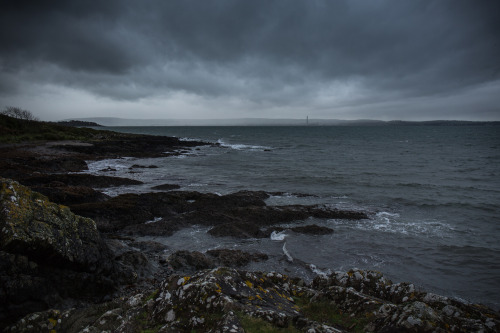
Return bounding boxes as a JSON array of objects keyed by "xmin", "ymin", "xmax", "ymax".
[{"xmin": 237, "ymin": 312, "xmax": 300, "ymax": 333}]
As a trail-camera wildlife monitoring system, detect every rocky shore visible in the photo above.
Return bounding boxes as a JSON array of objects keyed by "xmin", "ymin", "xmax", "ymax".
[{"xmin": 1, "ymin": 127, "xmax": 499, "ymax": 332}]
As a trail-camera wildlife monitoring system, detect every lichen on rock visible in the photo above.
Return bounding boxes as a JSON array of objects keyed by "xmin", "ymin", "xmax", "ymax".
[
  {"xmin": 6, "ymin": 267, "xmax": 500, "ymax": 332},
  {"xmin": 0, "ymin": 177, "xmax": 107, "ymax": 270}
]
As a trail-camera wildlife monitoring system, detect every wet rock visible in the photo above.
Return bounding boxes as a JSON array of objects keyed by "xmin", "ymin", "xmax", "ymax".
[
  {"xmin": 121, "ymin": 218, "xmax": 186, "ymax": 237},
  {"xmin": 290, "ymin": 224, "xmax": 334, "ymax": 235},
  {"xmin": 128, "ymin": 240, "xmax": 169, "ymax": 254},
  {"xmin": 69, "ymin": 190, "xmax": 268, "ymax": 232},
  {"xmin": 206, "ymin": 249, "xmax": 268, "ymax": 267},
  {"xmin": 204, "ymin": 206, "xmax": 356, "ymax": 238},
  {"xmin": 100, "ymin": 166, "xmax": 117, "ymax": 172},
  {"xmin": 166, "ymin": 249, "xmax": 268, "ymax": 273},
  {"xmin": 151, "ymin": 183, "xmax": 181, "ymax": 191},
  {"xmin": 70, "ymin": 193, "xmax": 160, "ymax": 232},
  {"xmin": 208, "ymin": 221, "xmax": 267, "ymax": 238},
  {"xmin": 115, "ymin": 251, "xmax": 155, "ymax": 280},
  {"xmin": 130, "ymin": 164, "xmax": 159, "ymax": 169},
  {"xmin": 0, "ymin": 177, "xmax": 119, "ymax": 327},
  {"xmin": 22, "ymin": 173, "xmax": 143, "ymax": 188},
  {"xmin": 268, "ymin": 224, "xmax": 334, "ymax": 236},
  {"xmin": 167, "ymin": 250, "xmax": 216, "ymax": 273},
  {"xmin": 28, "ymin": 185, "xmax": 110, "ymax": 205},
  {"xmin": 71, "ymin": 190, "xmax": 366, "ymax": 236}
]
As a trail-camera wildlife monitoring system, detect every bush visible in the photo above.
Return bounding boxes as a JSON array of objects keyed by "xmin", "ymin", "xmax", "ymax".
[{"xmin": 1, "ymin": 106, "xmax": 38, "ymax": 121}]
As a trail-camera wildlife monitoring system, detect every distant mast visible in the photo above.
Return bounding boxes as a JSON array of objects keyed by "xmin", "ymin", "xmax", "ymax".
[{"xmin": 306, "ymin": 116, "xmax": 309, "ymax": 126}]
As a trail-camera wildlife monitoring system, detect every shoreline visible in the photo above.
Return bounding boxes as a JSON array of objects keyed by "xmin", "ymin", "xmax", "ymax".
[{"xmin": 1, "ymin": 129, "xmax": 499, "ymax": 332}]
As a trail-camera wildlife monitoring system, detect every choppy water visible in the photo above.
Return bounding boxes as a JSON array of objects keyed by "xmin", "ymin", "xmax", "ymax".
[{"xmin": 86, "ymin": 125, "xmax": 500, "ymax": 309}]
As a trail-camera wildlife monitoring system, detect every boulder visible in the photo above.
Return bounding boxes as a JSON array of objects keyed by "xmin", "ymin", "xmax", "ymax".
[{"xmin": 0, "ymin": 177, "xmax": 120, "ymax": 328}]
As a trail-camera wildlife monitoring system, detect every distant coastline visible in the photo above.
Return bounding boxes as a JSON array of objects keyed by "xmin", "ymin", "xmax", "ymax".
[{"xmin": 64, "ymin": 116, "xmax": 500, "ymax": 127}]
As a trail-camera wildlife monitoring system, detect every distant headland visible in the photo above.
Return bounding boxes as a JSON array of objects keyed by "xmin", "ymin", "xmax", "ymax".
[{"xmin": 56, "ymin": 120, "xmax": 103, "ymax": 127}]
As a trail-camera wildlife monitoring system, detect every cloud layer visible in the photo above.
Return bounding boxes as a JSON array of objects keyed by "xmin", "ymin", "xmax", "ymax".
[{"xmin": 1, "ymin": 0, "xmax": 499, "ymax": 120}]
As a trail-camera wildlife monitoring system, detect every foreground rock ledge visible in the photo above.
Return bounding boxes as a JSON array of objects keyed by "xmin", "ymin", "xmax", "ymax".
[{"xmin": 8, "ymin": 267, "xmax": 500, "ymax": 332}]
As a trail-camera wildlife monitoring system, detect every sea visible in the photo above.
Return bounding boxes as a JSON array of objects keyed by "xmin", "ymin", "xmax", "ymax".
[{"xmin": 84, "ymin": 125, "xmax": 500, "ymax": 309}]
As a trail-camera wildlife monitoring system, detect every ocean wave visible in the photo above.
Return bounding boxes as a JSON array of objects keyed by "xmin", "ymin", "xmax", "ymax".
[
  {"xmin": 332, "ymin": 212, "xmax": 458, "ymax": 238},
  {"xmin": 85, "ymin": 158, "xmax": 132, "ymax": 173},
  {"xmin": 308, "ymin": 264, "xmax": 331, "ymax": 276},
  {"xmin": 179, "ymin": 137, "xmax": 203, "ymax": 142},
  {"xmin": 271, "ymin": 230, "xmax": 287, "ymax": 241},
  {"xmin": 216, "ymin": 139, "xmax": 271, "ymax": 151}
]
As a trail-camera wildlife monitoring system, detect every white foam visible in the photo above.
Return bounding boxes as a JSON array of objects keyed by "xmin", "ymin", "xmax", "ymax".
[
  {"xmin": 171, "ymin": 154, "xmax": 188, "ymax": 159},
  {"xmin": 376, "ymin": 211, "xmax": 400, "ymax": 218},
  {"xmin": 309, "ymin": 264, "xmax": 331, "ymax": 277},
  {"xmin": 282, "ymin": 242, "xmax": 293, "ymax": 262},
  {"xmin": 271, "ymin": 230, "xmax": 287, "ymax": 241},
  {"xmin": 85, "ymin": 158, "xmax": 131, "ymax": 173},
  {"xmin": 145, "ymin": 217, "xmax": 162, "ymax": 224},
  {"xmin": 179, "ymin": 137, "xmax": 203, "ymax": 142},
  {"xmin": 333, "ymin": 213, "xmax": 456, "ymax": 238}
]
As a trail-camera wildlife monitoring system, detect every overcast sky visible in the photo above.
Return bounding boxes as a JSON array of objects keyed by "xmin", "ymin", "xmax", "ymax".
[{"xmin": 1, "ymin": 0, "xmax": 499, "ymax": 121}]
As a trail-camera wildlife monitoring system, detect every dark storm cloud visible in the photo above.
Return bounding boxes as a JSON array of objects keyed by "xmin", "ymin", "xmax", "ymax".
[{"xmin": 0, "ymin": 0, "xmax": 499, "ymax": 116}]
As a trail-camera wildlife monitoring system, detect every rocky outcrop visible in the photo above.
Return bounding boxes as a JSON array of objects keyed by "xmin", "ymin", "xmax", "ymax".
[
  {"xmin": 70, "ymin": 190, "xmax": 367, "ymax": 237},
  {"xmin": 0, "ymin": 178, "xmax": 122, "ymax": 328},
  {"xmin": 55, "ymin": 135, "xmax": 209, "ymax": 159},
  {"xmin": 268, "ymin": 224, "xmax": 335, "ymax": 236},
  {"xmin": 7, "ymin": 268, "xmax": 499, "ymax": 332},
  {"xmin": 0, "ymin": 128, "xmax": 209, "ymax": 191},
  {"xmin": 165, "ymin": 249, "xmax": 269, "ymax": 275}
]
